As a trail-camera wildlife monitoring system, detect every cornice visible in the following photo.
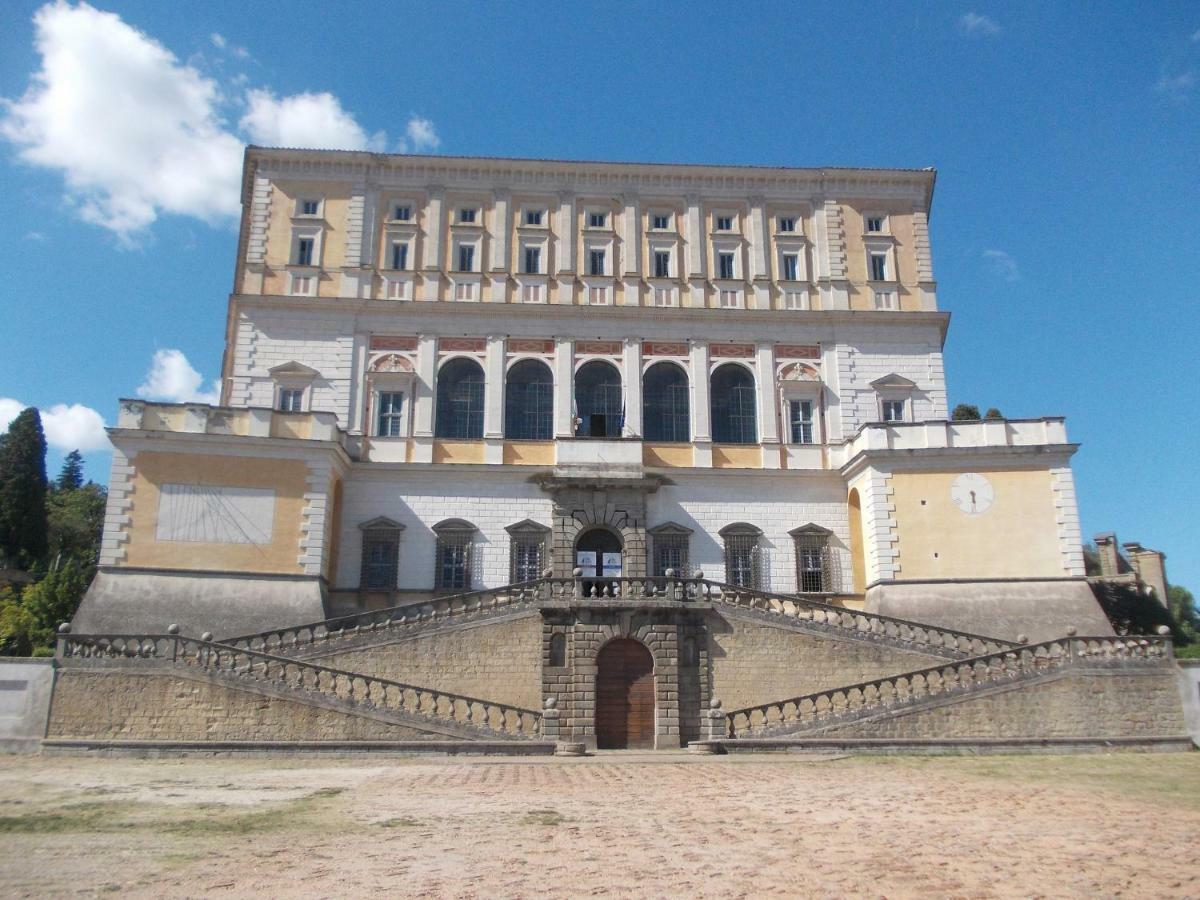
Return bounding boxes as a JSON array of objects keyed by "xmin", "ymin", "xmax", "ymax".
[
  {"xmin": 839, "ymin": 443, "xmax": 1080, "ymax": 481},
  {"xmin": 248, "ymin": 147, "xmax": 936, "ymax": 208}
]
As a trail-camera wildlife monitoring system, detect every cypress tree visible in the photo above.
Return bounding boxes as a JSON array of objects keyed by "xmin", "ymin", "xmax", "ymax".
[{"xmin": 0, "ymin": 408, "xmax": 49, "ymax": 567}]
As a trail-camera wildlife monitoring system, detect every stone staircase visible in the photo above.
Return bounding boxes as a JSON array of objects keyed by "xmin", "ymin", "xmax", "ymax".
[
  {"xmin": 220, "ymin": 576, "xmax": 1015, "ymax": 664},
  {"xmin": 720, "ymin": 635, "xmax": 1174, "ymax": 740},
  {"xmin": 58, "ymin": 632, "xmax": 543, "ymax": 742}
]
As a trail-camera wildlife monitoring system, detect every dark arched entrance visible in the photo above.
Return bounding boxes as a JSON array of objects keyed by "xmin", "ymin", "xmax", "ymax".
[
  {"xmin": 575, "ymin": 526, "xmax": 622, "ymax": 593},
  {"xmin": 595, "ymin": 638, "xmax": 655, "ymax": 749}
]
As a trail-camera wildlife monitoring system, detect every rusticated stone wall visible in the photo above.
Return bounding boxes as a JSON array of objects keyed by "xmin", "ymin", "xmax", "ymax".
[
  {"xmin": 811, "ymin": 669, "xmax": 1188, "ymax": 740},
  {"xmin": 47, "ymin": 670, "xmax": 444, "ymax": 741},
  {"xmin": 710, "ymin": 612, "xmax": 945, "ymax": 712},
  {"xmin": 315, "ymin": 616, "xmax": 542, "ymax": 710}
]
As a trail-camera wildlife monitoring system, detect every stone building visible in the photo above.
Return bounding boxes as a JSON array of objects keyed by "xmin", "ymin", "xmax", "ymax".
[{"xmin": 56, "ymin": 149, "xmax": 1185, "ymax": 753}]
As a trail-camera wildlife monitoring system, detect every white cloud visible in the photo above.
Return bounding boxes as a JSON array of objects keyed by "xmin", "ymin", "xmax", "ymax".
[
  {"xmin": 0, "ymin": 1, "xmax": 244, "ymax": 243},
  {"xmin": 402, "ymin": 116, "xmax": 440, "ymax": 153},
  {"xmin": 1192, "ymin": 28, "xmax": 1200, "ymax": 43},
  {"xmin": 2, "ymin": 3, "xmax": 435, "ymax": 242},
  {"xmin": 240, "ymin": 89, "xmax": 386, "ymax": 151},
  {"xmin": 983, "ymin": 249, "xmax": 1020, "ymax": 282},
  {"xmin": 24, "ymin": 231, "xmax": 46, "ymax": 241},
  {"xmin": 958, "ymin": 12, "xmax": 1001, "ymax": 37},
  {"xmin": 0, "ymin": 398, "xmax": 110, "ymax": 452},
  {"xmin": 1155, "ymin": 71, "xmax": 1195, "ymax": 99},
  {"xmin": 136, "ymin": 349, "xmax": 220, "ymax": 404}
]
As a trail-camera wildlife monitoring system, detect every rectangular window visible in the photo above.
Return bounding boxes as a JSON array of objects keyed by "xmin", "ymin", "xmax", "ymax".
[
  {"xmin": 654, "ymin": 250, "xmax": 671, "ymax": 278},
  {"xmin": 719, "ymin": 289, "xmax": 740, "ymax": 308},
  {"xmin": 882, "ymin": 400, "xmax": 906, "ymax": 422},
  {"xmin": 392, "ymin": 205, "xmax": 411, "ymax": 222},
  {"xmin": 523, "ymin": 246, "xmax": 541, "ymax": 274},
  {"xmin": 291, "ymin": 275, "xmax": 314, "ymax": 296},
  {"xmin": 588, "ymin": 285, "xmax": 609, "ymax": 305},
  {"xmin": 588, "ymin": 211, "xmax": 607, "ymax": 228},
  {"xmin": 724, "ymin": 534, "xmax": 760, "ymax": 589},
  {"xmin": 458, "ymin": 208, "xmax": 477, "ymax": 224},
  {"xmin": 784, "ymin": 290, "xmax": 809, "ymax": 310},
  {"xmin": 874, "ymin": 290, "xmax": 899, "ymax": 310},
  {"xmin": 510, "ymin": 539, "xmax": 544, "ymax": 583},
  {"xmin": 436, "ymin": 535, "xmax": 471, "ymax": 591},
  {"xmin": 789, "ymin": 399, "xmax": 814, "ymax": 444},
  {"xmin": 295, "ymin": 237, "xmax": 314, "ymax": 267},
  {"xmin": 300, "ymin": 199, "xmax": 320, "ymax": 216},
  {"xmin": 589, "ymin": 249, "xmax": 606, "ymax": 276},
  {"xmin": 781, "ymin": 253, "xmax": 799, "ymax": 281},
  {"xmin": 652, "ymin": 213, "xmax": 670, "ymax": 230},
  {"xmin": 458, "ymin": 244, "xmax": 475, "ymax": 272},
  {"xmin": 454, "ymin": 281, "xmax": 477, "ymax": 301},
  {"xmin": 521, "ymin": 283, "xmax": 543, "ymax": 303},
  {"xmin": 390, "ymin": 242, "xmax": 408, "ymax": 270},
  {"xmin": 869, "ymin": 252, "xmax": 888, "ymax": 281},
  {"xmin": 361, "ymin": 531, "xmax": 399, "ymax": 590},
  {"xmin": 524, "ymin": 209, "xmax": 543, "ymax": 226},
  {"xmin": 716, "ymin": 215, "xmax": 733, "ymax": 231},
  {"xmin": 386, "ymin": 278, "xmax": 409, "ymax": 300},
  {"xmin": 278, "ymin": 388, "xmax": 303, "ymax": 412},
  {"xmin": 717, "ymin": 252, "xmax": 735, "ymax": 280},
  {"xmin": 651, "ymin": 535, "xmax": 689, "ymax": 578},
  {"xmin": 652, "ymin": 286, "xmax": 675, "ymax": 307},
  {"xmin": 793, "ymin": 533, "xmax": 832, "ymax": 593},
  {"xmin": 376, "ymin": 392, "xmax": 405, "ymax": 437},
  {"xmin": 778, "ymin": 216, "xmax": 796, "ymax": 233},
  {"xmin": 866, "ymin": 216, "xmax": 884, "ymax": 233}
]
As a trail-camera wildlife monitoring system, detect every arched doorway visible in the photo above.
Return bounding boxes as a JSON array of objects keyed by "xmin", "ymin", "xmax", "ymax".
[
  {"xmin": 595, "ymin": 638, "xmax": 655, "ymax": 749},
  {"xmin": 575, "ymin": 527, "xmax": 622, "ymax": 594},
  {"xmin": 575, "ymin": 360, "xmax": 623, "ymax": 438}
]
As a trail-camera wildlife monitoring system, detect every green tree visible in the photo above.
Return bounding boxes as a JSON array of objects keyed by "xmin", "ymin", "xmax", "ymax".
[
  {"xmin": 1170, "ymin": 585, "xmax": 1198, "ymax": 644},
  {"xmin": 984, "ymin": 408, "xmax": 1004, "ymax": 419},
  {"xmin": 56, "ymin": 450, "xmax": 84, "ymax": 491},
  {"xmin": 0, "ymin": 408, "xmax": 48, "ymax": 567},
  {"xmin": 47, "ymin": 482, "xmax": 107, "ymax": 567},
  {"xmin": 951, "ymin": 404, "xmax": 981, "ymax": 421},
  {"xmin": 0, "ymin": 587, "xmax": 37, "ymax": 657},
  {"xmin": 21, "ymin": 558, "xmax": 87, "ymax": 640}
]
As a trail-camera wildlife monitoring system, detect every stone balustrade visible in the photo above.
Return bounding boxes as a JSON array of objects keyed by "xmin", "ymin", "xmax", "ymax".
[
  {"xmin": 831, "ymin": 416, "xmax": 1071, "ymax": 467},
  {"xmin": 116, "ymin": 399, "xmax": 343, "ymax": 443},
  {"xmin": 725, "ymin": 635, "xmax": 1173, "ymax": 739},
  {"xmin": 58, "ymin": 632, "xmax": 543, "ymax": 740}
]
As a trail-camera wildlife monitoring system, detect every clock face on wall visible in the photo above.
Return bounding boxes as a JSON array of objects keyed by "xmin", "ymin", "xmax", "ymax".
[{"xmin": 950, "ymin": 473, "xmax": 994, "ymax": 515}]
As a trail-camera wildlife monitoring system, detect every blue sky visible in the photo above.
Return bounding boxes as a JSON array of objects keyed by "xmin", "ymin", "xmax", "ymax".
[{"xmin": 0, "ymin": 1, "xmax": 1197, "ymax": 590}]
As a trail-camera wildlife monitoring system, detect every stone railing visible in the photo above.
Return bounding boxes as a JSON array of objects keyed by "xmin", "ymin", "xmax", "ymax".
[
  {"xmin": 692, "ymin": 580, "xmax": 1014, "ymax": 658},
  {"xmin": 724, "ymin": 635, "xmax": 1173, "ymax": 739},
  {"xmin": 58, "ymin": 632, "xmax": 542, "ymax": 740},
  {"xmin": 221, "ymin": 580, "xmax": 547, "ymax": 655}
]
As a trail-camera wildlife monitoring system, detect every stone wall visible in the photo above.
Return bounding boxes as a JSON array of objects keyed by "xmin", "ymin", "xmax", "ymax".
[
  {"xmin": 710, "ymin": 612, "xmax": 945, "ymax": 711},
  {"xmin": 48, "ymin": 670, "xmax": 442, "ymax": 741},
  {"xmin": 315, "ymin": 615, "xmax": 543, "ymax": 710},
  {"xmin": 812, "ymin": 669, "xmax": 1187, "ymax": 740}
]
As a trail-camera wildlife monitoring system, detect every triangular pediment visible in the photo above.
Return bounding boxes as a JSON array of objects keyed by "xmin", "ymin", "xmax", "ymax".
[
  {"xmin": 870, "ymin": 373, "xmax": 917, "ymax": 389},
  {"xmin": 359, "ymin": 516, "xmax": 404, "ymax": 531},
  {"xmin": 268, "ymin": 361, "xmax": 321, "ymax": 378},
  {"xmin": 789, "ymin": 522, "xmax": 832, "ymax": 537},
  {"xmin": 647, "ymin": 521, "xmax": 694, "ymax": 535},
  {"xmin": 505, "ymin": 518, "xmax": 551, "ymax": 534}
]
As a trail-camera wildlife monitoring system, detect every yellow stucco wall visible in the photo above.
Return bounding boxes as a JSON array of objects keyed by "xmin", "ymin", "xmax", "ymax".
[
  {"xmin": 712, "ymin": 445, "xmax": 762, "ymax": 469},
  {"xmin": 503, "ymin": 442, "xmax": 556, "ymax": 465},
  {"xmin": 432, "ymin": 441, "xmax": 486, "ymax": 464},
  {"xmin": 890, "ymin": 468, "xmax": 1063, "ymax": 579},
  {"xmin": 262, "ymin": 180, "xmax": 352, "ymax": 296},
  {"xmin": 643, "ymin": 444, "xmax": 694, "ymax": 467},
  {"xmin": 123, "ymin": 452, "xmax": 308, "ymax": 574}
]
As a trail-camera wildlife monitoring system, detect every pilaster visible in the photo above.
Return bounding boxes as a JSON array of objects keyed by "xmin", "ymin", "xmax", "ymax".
[
  {"xmin": 622, "ymin": 337, "xmax": 643, "ymax": 437},
  {"xmin": 422, "ymin": 186, "xmax": 444, "ymax": 272},
  {"xmin": 411, "ymin": 333, "xmax": 436, "ymax": 462},
  {"xmin": 755, "ymin": 341, "xmax": 780, "ymax": 458},
  {"xmin": 554, "ymin": 336, "xmax": 574, "ymax": 438},
  {"xmin": 490, "ymin": 188, "xmax": 510, "ymax": 272},
  {"xmin": 556, "ymin": 192, "xmax": 576, "ymax": 273}
]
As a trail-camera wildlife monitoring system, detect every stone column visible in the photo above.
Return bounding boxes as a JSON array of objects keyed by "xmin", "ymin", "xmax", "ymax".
[
  {"xmin": 622, "ymin": 337, "xmax": 643, "ymax": 438},
  {"xmin": 554, "ymin": 336, "xmax": 575, "ymax": 438}
]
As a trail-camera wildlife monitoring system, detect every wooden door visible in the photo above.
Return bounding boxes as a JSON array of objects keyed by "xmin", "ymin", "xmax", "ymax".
[{"xmin": 595, "ymin": 639, "xmax": 655, "ymax": 749}]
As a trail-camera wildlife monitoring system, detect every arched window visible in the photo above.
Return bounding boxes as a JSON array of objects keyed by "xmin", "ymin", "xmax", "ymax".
[
  {"xmin": 358, "ymin": 517, "xmax": 405, "ymax": 590},
  {"xmin": 711, "ymin": 364, "xmax": 757, "ymax": 444},
  {"xmin": 574, "ymin": 360, "xmax": 623, "ymax": 438},
  {"xmin": 642, "ymin": 362, "xmax": 689, "ymax": 442},
  {"xmin": 719, "ymin": 522, "xmax": 762, "ymax": 589},
  {"xmin": 504, "ymin": 359, "xmax": 554, "ymax": 440},
  {"xmin": 433, "ymin": 518, "xmax": 477, "ymax": 592},
  {"xmin": 435, "ymin": 358, "xmax": 485, "ymax": 439}
]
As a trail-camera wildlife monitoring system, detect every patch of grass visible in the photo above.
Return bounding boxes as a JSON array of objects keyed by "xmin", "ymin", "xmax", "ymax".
[
  {"xmin": 0, "ymin": 803, "xmax": 121, "ymax": 834},
  {"xmin": 520, "ymin": 808, "xmax": 566, "ymax": 826},
  {"xmin": 306, "ymin": 787, "xmax": 346, "ymax": 799},
  {"xmin": 375, "ymin": 816, "xmax": 423, "ymax": 828}
]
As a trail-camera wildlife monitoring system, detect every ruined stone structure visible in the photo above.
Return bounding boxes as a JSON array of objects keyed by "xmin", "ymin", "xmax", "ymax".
[{"xmin": 49, "ymin": 150, "xmax": 1190, "ymax": 753}]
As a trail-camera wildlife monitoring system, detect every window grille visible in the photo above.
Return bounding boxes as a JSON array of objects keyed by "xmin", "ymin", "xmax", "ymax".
[
  {"xmin": 721, "ymin": 527, "xmax": 761, "ymax": 589},
  {"xmin": 433, "ymin": 520, "xmax": 476, "ymax": 592},
  {"xmin": 376, "ymin": 392, "xmax": 404, "ymax": 437},
  {"xmin": 792, "ymin": 527, "xmax": 838, "ymax": 593},
  {"xmin": 642, "ymin": 362, "xmax": 689, "ymax": 442},
  {"xmin": 504, "ymin": 359, "xmax": 554, "ymax": 440},
  {"xmin": 710, "ymin": 364, "xmax": 757, "ymax": 444},
  {"xmin": 651, "ymin": 533, "xmax": 689, "ymax": 577},
  {"xmin": 360, "ymin": 528, "xmax": 399, "ymax": 590},
  {"xmin": 435, "ymin": 358, "xmax": 485, "ymax": 438},
  {"xmin": 574, "ymin": 361, "xmax": 623, "ymax": 438},
  {"xmin": 510, "ymin": 538, "xmax": 544, "ymax": 583}
]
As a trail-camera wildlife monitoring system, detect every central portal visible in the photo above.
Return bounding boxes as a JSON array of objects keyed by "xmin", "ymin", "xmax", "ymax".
[
  {"xmin": 595, "ymin": 638, "xmax": 655, "ymax": 749},
  {"xmin": 575, "ymin": 527, "xmax": 622, "ymax": 591}
]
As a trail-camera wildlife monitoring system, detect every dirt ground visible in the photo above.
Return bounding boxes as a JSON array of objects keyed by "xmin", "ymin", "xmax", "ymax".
[{"xmin": 0, "ymin": 751, "xmax": 1198, "ymax": 899}]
